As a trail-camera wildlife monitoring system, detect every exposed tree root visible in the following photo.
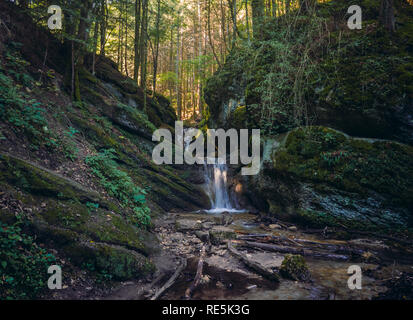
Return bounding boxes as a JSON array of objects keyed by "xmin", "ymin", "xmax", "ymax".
[
  {"xmin": 184, "ymin": 244, "xmax": 207, "ymax": 300},
  {"xmin": 150, "ymin": 257, "xmax": 187, "ymax": 300}
]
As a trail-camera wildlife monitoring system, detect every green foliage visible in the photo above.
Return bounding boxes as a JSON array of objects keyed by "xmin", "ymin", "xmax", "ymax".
[
  {"xmin": 0, "ymin": 44, "xmax": 48, "ymax": 144},
  {"xmin": 0, "ymin": 221, "xmax": 56, "ymax": 300},
  {"xmin": 205, "ymin": 0, "xmax": 413, "ymax": 141},
  {"xmin": 86, "ymin": 201, "xmax": 100, "ymax": 213},
  {"xmin": 85, "ymin": 149, "xmax": 151, "ymax": 227},
  {"xmin": 0, "ymin": 72, "xmax": 46, "ymax": 137}
]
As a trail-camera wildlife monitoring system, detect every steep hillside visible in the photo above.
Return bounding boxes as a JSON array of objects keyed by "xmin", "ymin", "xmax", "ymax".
[{"xmin": 0, "ymin": 1, "xmax": 208, "ymax": 299}]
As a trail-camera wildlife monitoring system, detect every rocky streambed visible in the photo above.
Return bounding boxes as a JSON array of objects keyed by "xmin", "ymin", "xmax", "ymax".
[{"xmin": 111, "ymin": 211, "xmax": 411, "ymax": 300}]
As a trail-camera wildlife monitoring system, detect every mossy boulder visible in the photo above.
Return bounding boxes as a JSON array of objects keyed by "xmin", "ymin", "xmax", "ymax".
[
  {"xmin": 280, "ymin": 254, "xmax": 310, "ymax": 281},
  {"xmin": 244, "ymin": 127, "xmax": 413, "ymax": 235}
]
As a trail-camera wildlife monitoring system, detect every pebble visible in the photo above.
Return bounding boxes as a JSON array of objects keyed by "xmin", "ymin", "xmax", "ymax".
[{"xmin": 269, "ymin": 224, "xmax": 282, "ymax": 230}]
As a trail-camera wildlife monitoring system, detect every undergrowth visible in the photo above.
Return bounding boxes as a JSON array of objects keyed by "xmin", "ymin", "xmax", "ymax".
[
  {"xmin": 85, "ymin": 149, "xmax": 151, "ymax": 227},
  {"xmin": 0, "ymin": 221, "xmax": 56, "ymax": 300}
]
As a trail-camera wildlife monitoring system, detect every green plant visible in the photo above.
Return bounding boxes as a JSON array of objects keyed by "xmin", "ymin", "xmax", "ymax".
[
  {"xmin": 85, "ymin": 149, "xmax": 151, "ymax": 227},
  {"xmin": 0, "ymin": 71, "xmax": 47, "ymax": 142},
  {"xmin": 0, "ymin": 221, "xmax": 56, "ymax": 299},
  {"xmin": 65, "ymin": 127, "xmax": 80, "ymax": 138},
  {"xmin": 86, "ymin": 202, "xmax": 99, "ymax": 213}
]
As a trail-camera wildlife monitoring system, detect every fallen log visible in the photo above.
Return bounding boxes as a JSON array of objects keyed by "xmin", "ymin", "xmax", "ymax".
[
  {"xmin": 240, "ymin": 241, "xmax": 349, "ymax": 261},
  {"xmin": 238, "ymin": 234, "xmax": 303, "ymax": 247},
  {"xmin": 184, "ymin": 244, "xmax": 207, "ymax": 300},
  {"xmin": 227, "ymin": 241, "xmax": 280, "ymax": 282},
  {"xmin": 238, "ymin": 235, "xmax": 364, "ymax": 258},
  {"xmin": 150, "ymin": 257, "xmax": 187, "ymax": 300},
  {"xmin": 304, "ymin": 228, "xmax": 413, "ymax": 246}
]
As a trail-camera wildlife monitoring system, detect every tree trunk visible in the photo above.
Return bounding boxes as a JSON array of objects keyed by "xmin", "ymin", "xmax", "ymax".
[
  {"xmin": 207, "ymin": 0, "xmax": 222, "ymax": 67},
  {"xmin": 152, "ymin": 0, "xmax": 161, "ymax": 97},
  {"xmin": 140, "ymin": 0, "xmax": 148, "ymax": 112},
  {"xmin": 380, "ymin": 0, "xmax": 396, "ymax": 33},
  {"xmin": 134, "ymin": 0, "xmax": 142, "ymax": 81},
  {"xmin": 176, "ymin": 9, "xmax": 182, "ymax": 120},
  {"xmin": 100, "ymin": 0, "xmax": 107, "ymax": 57},
  {"xmin": 251, "ymin": 0, "xmax": 264, "ymax": 39}
]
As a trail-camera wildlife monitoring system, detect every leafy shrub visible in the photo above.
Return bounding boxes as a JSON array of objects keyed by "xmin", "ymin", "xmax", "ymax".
[
  {"xmin": 85, "ymin": 149, "xmax": 151, "ymax": 227},
  {"xmin": 0, "ymin": 71, "xmax": 47, "ymax": 142},
  {"xmin": 0, "ymin": 222, "xmax": 56, "ymax": 300}
]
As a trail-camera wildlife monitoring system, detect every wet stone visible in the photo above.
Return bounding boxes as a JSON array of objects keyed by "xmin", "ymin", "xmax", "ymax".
[
  {"xmin": 175, "ymin": 219, "xmax": 202, "ymax": 232},
  {"xmin": 209, "ymin": 226, "xmax": 237, "ymax": 245}
]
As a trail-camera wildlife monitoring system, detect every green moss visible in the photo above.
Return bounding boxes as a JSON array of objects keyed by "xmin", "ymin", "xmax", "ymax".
[
  {"xmin": 65, "ymin": 241, "xmax": 154, "ymax": 280},
  {"xmin": 0, "ymin": 153, "xmax": 102, "ymax": 204},
  {"xmin": 229, "ymin": 105, "xmax": 247, "ymax": 130},
  {"xmin": 83, "ymin": 213, "xmax": 145, "ymax": 252},
  {"xmin": 272, "ymin": 127, "xmax": 413, "ymax": 209},
  {"xmin": 204, "ymin": 0, "xmax": 413, "ymax": 142},
  {"xmin": 280, "ymin": 254, "xmax": 310, "ymax": 281}
]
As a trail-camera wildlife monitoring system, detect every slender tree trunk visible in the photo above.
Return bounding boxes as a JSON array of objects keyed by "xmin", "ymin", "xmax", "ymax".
[
  {"xmin": 100, "ymin": 0, "xmax": 107, "ymax": 57},
  {"xmin": 251, "ymin": 0, "xmax": 264, "ymax": 39},
  {"xmin": 271, "ymin": 0, "xmax": 276, "ymax": 17},
  {"xmin": 153, "ymin": 0, "xmax": 161, "ymax": 97},
  {"xmin": 140, "ymin": 0, "xmax": 148, "ymax": 112},
  {"xmin": 380, "ymin": 0, "xmax": 396, "ymax": 33},
  {"xmin": 124, "ymin": 0, "xmax": 129, "ymax": 77},
  {"xmin": 245, "ymin": 0, "xmax": 251, "ymax": 42},
  {"xmin": 134, "ymin": 0, "xmax": 142, "ymax": 81},
  {"xmin": 220, "ymin": 0, "xmax": 228, "ymax": 53},
  {"xmin": 176, "ymin": 9, "xmax": 182, "ymax": 120},
  {"xmin": 197, "ymin": 0, "xmax": 203, "ymax": 116},
  {"xmin": 208, "ymin": 0, "xmax": 222, "ymax": 67}
]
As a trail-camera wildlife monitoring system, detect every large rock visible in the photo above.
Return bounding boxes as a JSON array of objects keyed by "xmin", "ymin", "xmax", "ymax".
[
  {"xmin": 242, "ymin": 127, "xmax": 413, "ymax": 234},
  {"xmin": 209, "ymin": 226, "xmax": 237, "ymax": 245},
  {"xmin": 175, "ymin": 219, "xmax": 202, "ymax": 232}
]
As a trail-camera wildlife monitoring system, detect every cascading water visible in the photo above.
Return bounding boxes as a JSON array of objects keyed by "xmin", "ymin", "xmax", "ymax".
[
  {"xmin": 203, "ymin": 158, "xmax": 246, "ymax": 213},
  {"xmin": 184, "ymin": 128, "xmax": 245, "ymax": 214},
  {"xmin": 203, "ymin": 161, "xmax": 233, "ymax": 212}
]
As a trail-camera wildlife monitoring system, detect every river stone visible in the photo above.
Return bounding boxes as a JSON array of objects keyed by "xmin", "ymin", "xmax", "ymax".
[
  {"xmin": 195, "ymin": 230, "xmax": 210, "ymax": 242},
  {"xmin": 202, "ymin": 221, "xmax": 215, "ymax": 230},
  {"xmin": 175, "ymin": 219, "xmax": 202, "ymax": 232},
  {"xmin": 269, "ymin": 224, "xmax": 282, "ymax": 230},
  {"xmin": 209, "ymin": 226, "xmax": 236, "ymax": 245}
]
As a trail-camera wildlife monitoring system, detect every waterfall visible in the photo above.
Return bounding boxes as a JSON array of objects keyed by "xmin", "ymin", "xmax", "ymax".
[
  {"xmin": 184, "ymin": 128, "xmax": 245, "ymax": 214},
  {"xmin": 203, "ymin": 159, "xmax": 246, "ymax": 213},
  {"xmin": 204, "ymin": 161, "xmax": 232, "ymax": 211}
]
